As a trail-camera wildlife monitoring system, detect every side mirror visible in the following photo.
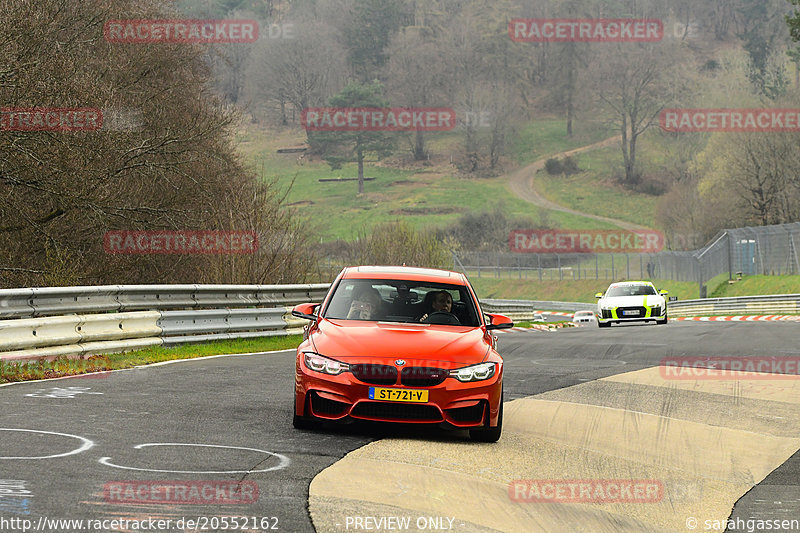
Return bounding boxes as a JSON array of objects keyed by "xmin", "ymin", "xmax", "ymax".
[
  {"xmin": 485, "ymin": 313, "xmax": 514, "ymax": 330},
  {"xmin": 292, "ymin": 303, "xmax": 319, "ymax": 321},
  {"xmin": 659, "ymin": 290, "xmax": 668, "ymax": 296},
  {"xmin": 595, "ymin": 292, "xmax": 604, "ymax": 299}
]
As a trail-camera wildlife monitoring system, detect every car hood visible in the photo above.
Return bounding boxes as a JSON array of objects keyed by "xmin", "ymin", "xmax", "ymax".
[
  {"xmin": 599, "ymin": 295, "xmax": 665, "ymax": 308},
  {"xmin": 309, "ymin": 319, "xmax": 489, "ymax": 368}
]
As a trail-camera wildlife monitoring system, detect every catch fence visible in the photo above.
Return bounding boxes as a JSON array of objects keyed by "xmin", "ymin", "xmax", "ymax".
[{"xmin": 453, "ymin": 222, "xmax": 800, "ymax": 296}]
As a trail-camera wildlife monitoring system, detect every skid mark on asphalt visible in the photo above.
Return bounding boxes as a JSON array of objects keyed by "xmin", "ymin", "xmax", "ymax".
[{"xmin": 307, "ymin": 367, "xmax": 800, "ymax": 532}]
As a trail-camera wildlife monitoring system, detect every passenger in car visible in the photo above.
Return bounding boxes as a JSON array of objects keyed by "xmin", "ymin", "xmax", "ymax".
[{"xmin": 346, "ymin": 286, "xmax": 383, "ymax": 320}]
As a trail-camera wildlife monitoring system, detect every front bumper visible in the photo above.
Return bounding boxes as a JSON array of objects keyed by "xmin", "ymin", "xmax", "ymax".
[
  {"xmin": 295, "ymin": 358, "xmax": 503, "ymax": 429},
  {"xmin": 597, "ymin": 305, "xmax": 665, "ymax": 324}
]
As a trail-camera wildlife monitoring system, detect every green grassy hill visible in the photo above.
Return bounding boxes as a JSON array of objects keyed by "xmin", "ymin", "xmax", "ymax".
[
  {"xmin": 236, "ymin": 119, "xmax": 630, "ymax": 241},
  {"xmin": 534, "ymin": 146, "xmax": 660, "ymax": 228}
]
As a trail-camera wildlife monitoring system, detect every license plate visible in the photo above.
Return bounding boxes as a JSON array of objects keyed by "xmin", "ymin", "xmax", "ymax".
[
  {"xmin": 369, "ymin": 387, "xmax": 428, "ymax": 403},
  {"xmin": 622, "ymin": 310, "xmax": 640, "ymax": 316}
]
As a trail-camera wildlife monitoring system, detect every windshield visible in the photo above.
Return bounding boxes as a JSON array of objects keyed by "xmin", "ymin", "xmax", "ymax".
[
  {"xmin": 605, "ymin": 284, "xmax": 657, "ymax": 297},
  {"xmin": 323, "ymin": 279, "xmax": 480, "ymax": 327}
]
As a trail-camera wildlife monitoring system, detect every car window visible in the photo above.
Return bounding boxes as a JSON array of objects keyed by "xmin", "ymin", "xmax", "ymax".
[
  {"xmin": 323, "ymin": 279, "xmax": 480, "ymax": 326},
  {"xmin": 605, "ymin": 284, "xmax": 656, "ymax": 297}
]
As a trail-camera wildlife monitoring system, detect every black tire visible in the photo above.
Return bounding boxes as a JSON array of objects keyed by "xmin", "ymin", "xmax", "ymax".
[
  {"xmin": 470, "ymin": 395, "xmax": 503, "ymax": 443},
  {"xmin": 657, "ymin": 314, "xmax": 668, "ymax": 325},
  {"xmin": 598, "ymin": 321, "xmax": 610, "ymax": 328}
]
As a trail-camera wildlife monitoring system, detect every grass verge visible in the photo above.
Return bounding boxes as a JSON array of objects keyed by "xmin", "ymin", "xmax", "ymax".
[
  {"xmin": 710, "ymin": 275, "xmax": 800, "ymax": 298},
  {"xmin": 0, "ymin": 335, "xmax": 302, "ymax": 384}
]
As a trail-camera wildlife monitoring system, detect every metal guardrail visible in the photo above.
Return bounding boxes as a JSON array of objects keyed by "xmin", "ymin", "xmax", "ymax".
[
  {"xmin": 0, "ymin": 284, "xmax": 331, "ymax": 361},
  {"xmin": 0, "ymin": 284, "xmax": 330, "ymax": 319},
  {"xmin": 1, "ymin": 284, "xmax": 796, "ymax": 362},
  {"xmin": 668, "ymin": 294, "xmax": 800, "ymax": 317},
  {"xmin": 481, "ymin": 295, "xmax": 800, "ymax": 320},
  {"xmin": 480, "ymin": 299, "xmax": 595, "ymax": 321},
  {"xmin": 0, "ymin": 311, "xmax": 163, "ymax": 361}
]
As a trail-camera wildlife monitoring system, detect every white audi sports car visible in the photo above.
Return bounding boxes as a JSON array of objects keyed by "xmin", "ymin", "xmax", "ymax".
[{"xmin": 595, "ymin": 281, "xmax": 668, "ymax": 327}]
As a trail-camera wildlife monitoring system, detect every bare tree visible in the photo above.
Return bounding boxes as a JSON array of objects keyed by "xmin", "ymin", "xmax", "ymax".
[
  {"xmin": 384, "ymin": 26, "xmax": 456, "ymax": 160},
  {"xmin": 0, "ymin": 0, "xmax": 315, "ymax": 287},
  {"xmin": 591, "ymin": 42, "xmax": 688, "ymax": 185},
  {"xmin": 244, "ymin": 20, "xmax": 346, "ymax": 126},
  {"xmin": 698, "ymin": 131, "xmax": 799, "ymax": 226}
]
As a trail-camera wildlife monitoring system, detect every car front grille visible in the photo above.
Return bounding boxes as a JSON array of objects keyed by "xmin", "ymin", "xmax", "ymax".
[
  {"xmin": 350, "ymin": 364, "xmax": 398, "ymax": 385},
  {"xmin": 400, "ymin": 367, "xmax": 447, "ymax": 387},
  {"xmin": 351, "ymin": 402, "xmax": 442, "ymax": 421}
]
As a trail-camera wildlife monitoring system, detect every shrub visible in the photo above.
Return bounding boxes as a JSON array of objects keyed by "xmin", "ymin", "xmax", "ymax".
[{"xmin": 544, "ymin": 158, "xmax": 563, "ymax": 174}]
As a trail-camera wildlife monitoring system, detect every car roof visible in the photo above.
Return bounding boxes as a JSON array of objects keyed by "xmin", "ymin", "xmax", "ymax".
[{"xmin": 341, "ymin": 266, "xmax": 468, "ymax": 285}]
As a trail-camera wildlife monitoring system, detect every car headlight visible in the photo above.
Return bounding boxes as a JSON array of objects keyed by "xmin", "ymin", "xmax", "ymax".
[
  {"xmin": 303, "ymin": 352, "xmax": 350, "ymax": 375},
  {"xmin": 449, "ymin": 362, "xmax": 496, "ymax": 382}
]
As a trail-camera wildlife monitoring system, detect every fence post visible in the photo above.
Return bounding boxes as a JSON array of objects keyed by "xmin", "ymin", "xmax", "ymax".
[
  {"xmin": 727, "ymin": 231, "xmax": 733, "ymax": 281},
  {"xmin": 611, "ymin": 255, "xmax": 615, "ymax": 279},
  {"xmin": 697, "ymin": 255, "xmax": 706, "ymax": 298},
  {"xmin": 538, "ymin": 254, "xmax": 542, "ymax": 281}
]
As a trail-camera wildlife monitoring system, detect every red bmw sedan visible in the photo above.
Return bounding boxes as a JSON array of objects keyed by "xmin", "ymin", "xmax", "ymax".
[{"xmin": 291, "ymin": 266, "xmax": 512, "ymax": 442}]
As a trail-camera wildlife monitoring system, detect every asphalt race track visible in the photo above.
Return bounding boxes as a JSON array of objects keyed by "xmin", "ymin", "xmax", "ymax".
[{"xmin": 0, "ymin": 320, "xmax": 798, "ymax": 532}]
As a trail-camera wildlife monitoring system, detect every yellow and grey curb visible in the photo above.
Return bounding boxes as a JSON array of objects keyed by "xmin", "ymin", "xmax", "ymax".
[{"xmin": 308, "ymin": 367, "xmax": 800, "ymax": 532}]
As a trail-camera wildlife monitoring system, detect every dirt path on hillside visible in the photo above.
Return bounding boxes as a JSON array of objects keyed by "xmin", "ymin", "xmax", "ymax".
[{"xmin": 507, "ymin": 135, "xmax": 648, "ymax": 230}]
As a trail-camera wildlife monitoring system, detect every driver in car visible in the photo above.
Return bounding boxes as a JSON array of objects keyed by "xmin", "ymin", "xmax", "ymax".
[{"xmin": 419, "ymin": 290, "xmax": 453, "ymax": 322}]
